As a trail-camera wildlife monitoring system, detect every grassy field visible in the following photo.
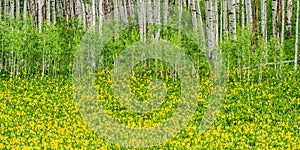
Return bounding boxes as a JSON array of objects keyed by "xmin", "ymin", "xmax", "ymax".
[{"xmin": 0, "ymin": 67, "xmax": 299, "ymax": 149}]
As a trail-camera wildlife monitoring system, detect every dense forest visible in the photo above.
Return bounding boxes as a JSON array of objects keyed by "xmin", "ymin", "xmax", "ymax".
[{"xmin": 0, "ymin": 0, "xmax": 299, "ymax": 78}]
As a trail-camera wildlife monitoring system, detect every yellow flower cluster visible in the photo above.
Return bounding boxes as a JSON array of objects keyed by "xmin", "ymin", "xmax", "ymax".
[{"xmin": 0, "ymin": 67, "xmax": 299, "ymax": 149}]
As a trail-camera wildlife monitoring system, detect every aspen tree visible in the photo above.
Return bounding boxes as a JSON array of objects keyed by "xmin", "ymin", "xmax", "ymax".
[
  {"xmin": 295, "ymin": 0, "xmax": 299, "ymax": 70},
  {"xmin": 286, "ymin": 0, "xmax": 292, "ymax": 36}
]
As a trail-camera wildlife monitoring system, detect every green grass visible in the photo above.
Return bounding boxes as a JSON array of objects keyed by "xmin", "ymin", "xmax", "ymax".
[{"xmin": 0, "ymin": 67, "xmax": 299, "ymax": 149}]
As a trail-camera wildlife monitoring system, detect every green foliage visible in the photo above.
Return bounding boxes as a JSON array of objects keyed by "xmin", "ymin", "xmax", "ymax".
[{"xmin": 0, "ymin": 17, "xmax": 85, "ymax": 75}]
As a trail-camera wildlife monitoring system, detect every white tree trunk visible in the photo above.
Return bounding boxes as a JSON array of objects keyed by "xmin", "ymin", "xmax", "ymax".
[
  {"xmin": 241, "ymin": 0, "xmax": 245, "ymax": 29},
  {"xmin": 86, "ymin": 3, "xmax": 90, "ymax": 27},
  {"xmin": 295, "ymin": 0, "xmax": 299, "ymax": 70},
  {"xmin": 23, "ymin": 0, "xmax": 27, "ymax": 21},
  {"xmin": 228, "ymin": 0, "xmax": 236, "ymax": 40},
  {"xmin": 56, "ymin": 0, "xmax": 61, "ymax": 18},
  {"xmin": 272, "ymin": 0, "xmax": 278, "ymax": 37},
  {"xmin": 261, "ymin": 0, "xmax": 268, "ymax": 63},
  {"xmin": 214, "ymin": 0, "xmax": 218, "ymax": 42},
  {"xmin": 223, "ymin": 0, "xmax": 228, "ymax": 37},
  {"xmin": 236, "ymin": 0, "xmax": 240, "ymax": 22},
  {"xmin": 82, "ymin": 1, "xmax": 86, "ymax": 28},
  {"xmin": 259, "ymin": 0, "xmax": 267, "ymax": 82},
  {"xmin": 10, "ymin": 0, "xmax": 14, "ymax": 19},
  {"xmin": 119, "ymin": 0, "xmax": 125, "ymax": 23},
  {"xmin": 280, "ymin": 0, "xmax": 285, "ymax": 77},
  {"xmin": 122, "ymin": 0, "xmax": 128, "ymax": 23},
  {"xmin": 4, "ymin": 0, "xmax": 7, "ymax": 17},
  {"xmin": 195, "ymin": 0, "xmax": 204, "ymax": 37},
  {"xmin": 155, "ymin": 0, "xmax": 161, "ymax": 41},
  {"xmin": 51, "ymin": 0, "xmax": 56, "ymax": 24},
  {"xmin": 286, "ymin": 0, "xmax": 292, "ymax": 36},
  {"xmin": 46, "ymin": 0, "xmax": 51, "ymax": 24},
  {"xmin": 163, "ymin": 0, "xmax": 168, "ymax": 26},
  {"xmin": 38, "ymin": 0, "xmax": 43, "ymax": 32},
  {"xmin": 99, "ymin": 0, "xmax": 104, "ymax": 33},
  {"xmin": 138, "ymin": 0, "xmax": 144, "ymax": 41},
  {"xmin": 246, "ymin": 0, "xmax": 253, "ymax": 32},
  {"xmin": 143, "ymin": 0, "xmax": 147, "ymax": 41},
  {"xmin": 91, "ymin": 0, "xmax": 96, "ymax": 27},
  {"xmin": 191, "ymin": 0, "xmax": 197, "ymax": 27},
  {"xmin": 65, "ymin": 0, "xmax": 69, "ymax": 22},
  {"xmin": 220, "ymin": 0, "xmax": 223, "ymax": 41},
  {"xmin": 205, "ymin": 0, "xmax": 214, "ymax": 48},
  {"xmin": 75, "ymin": 0, "xmax": 80, "ymax": 19},
  {"xmin": 261, "ymin": 0, "xmax": 267, "ymax": 37},
  {"xmin": 178, "ymin": 0, "xmax": 182, "ymax": 41},
  {"xmin": 147, "ymin": 0, "xmax": 153, "ymax": 24},
  {"xmin": 70, "ymin": 0, "xmax": 74, "ymax": 17},
  {"xmin": 16, "ymin": 0, "xmax": 20, "ymax": 21},
  {"xmin": 113, "ymin": 0, "xmax": 119, "ymax": 20}
]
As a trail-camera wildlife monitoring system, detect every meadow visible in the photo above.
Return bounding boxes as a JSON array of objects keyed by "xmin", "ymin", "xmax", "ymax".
[{"xmin": 0, "ymin": 66, "xmax": 299, "ymax": 149}]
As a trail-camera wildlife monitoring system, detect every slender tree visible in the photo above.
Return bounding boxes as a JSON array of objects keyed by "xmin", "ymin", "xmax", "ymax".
[
  {"xmin": 280, "ymin": 0, "xmax": 285, "ymax": 77},
  {"xmin": 195, "ymin": 0, "xmax": 204, "ymax": 38},
  {"xmin": 113, "ymin": 0, "xmax": 119, "ymax": 20},
  {"xmin": 88, "ymin": 3, "xmax": 91, "ymax": 27},
  {"xmin": 253, "ymin": 0, "xmax": 259, "ymax": 37},
  {"xmin": 236, "ymin": 0, "xmax": 240, "ymax": 22},
  {"xmin": 128, "ymin": 0, "xmax": 134, "ymax": 20},
  {"xmin": 246, "ymin": 0, "xmax": 253, "ymax": 32},
  {"xmin": 4, "ymin": 0, "xmax": 7, "ymax": 17},
  {"xmin": 261, "ymin": 0, "xmax": 268, "ymax": 63},
  {"xmin": 163, "ymin": 0, "xmax": 168, "ymax": 26},
  {"xmin": 16, "ymin": 0, "xmax": 20, "ymax": 21},
  {"xmin": 144, "ymin": 0, "xmax": 147, "ymax": 41},
  {"xmin": 214, "ymin": 0, "xmax": 218, "ymax": 42},
  {"xmin": 51, "ymin": 0, "xmax": 56, "ymax": 24},
  {"xmin": 286, "ymin": 0, "xmax": 292, "ymax": 36},
  {"xmin": 147, "ymin": 0, "xmax": 153, "ymax": 24},
  {"xmin": 0, "ymin": 0, "xmax": 2, "ymax": 19},
  {"xmin": 272, "ymin": 0, "xmax": 278, "ymax": 37},
  {"xmin": 81, "ymin": 1, "xmax": 86, "ymax": 28},
  {"xmin": 259, "ymin": 0, "xmax": 267, "ymax": 82},
  {"xmin": 24, "ymin": 0, "xmax": 27, "ymax": 20},
  {"xmin": 205, "ymin": 0, "xmax": 215, "ymax": 48},
  {"xmin": 295, "ymin": 0, "xmax": 299, "ymax": 70},
  {"xmin": 223, "ymin": 0, "xmax": 228, "ymax": 37},
  {"xmin": 99, "ymin": 0, "xmax": 104, "ymax": 32},
  {"xmin": 46, "ymin": 0, "xmax": 51, "ymax": 24},
  {"xmin": 10, "ymin": 0, "xmax": 14, "ymax": 19},
  {"xmin": 191, "ymin": 0, "xmax": 197, "ymax": 27},
  {"xmin": 56, "ymin": 0, "xmax": 61, "ymax": 18},
  {"xmin": 220, "ymin": 0, "xmax": 223, "ymax": 41},
  {"xmin": 228, "ymin": 0, "xmax": 236, "ymax": 40},
  {"xmin": 92, "ymin": 0, "xmax": 96, "ymax": 26},
  {"xmin": 138, "ymin": 0, "xmax": 144, "ymax": 41},
  {"xmin": 155, "ymin": 0, "xmax": 161, "ymax": 41},
  {"xmin": 241, "ymin": 0, "xmax": 245, "ymax": 29},
  {"xmin": 118, "ymin": 0, "xmax": 124, "ymax": 22},
  {"xmin": 178, "ymin": 0, "xmax": 182, "ymax": 38},
  {"xmin": 122, "ymin": 0, "xmax": 128, "ymax": 23},
  {"xmin": 38, "ymin": 0, "xmax": 43, "ymax": 32},
  {"xmin": 70, "ymin": 0, "xmax": 74, "ymax": 17}
]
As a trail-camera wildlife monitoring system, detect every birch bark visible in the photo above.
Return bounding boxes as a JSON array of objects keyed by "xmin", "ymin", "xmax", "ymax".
[
  {"xmin": 286, "ymin": 0, "xmax": 292, "ymax": 36},
  {"xmin": 295, "ymin": 0, "xmax": 299, "ymax": 70},
  {"xmin": 228, "ymin": 0, "xmax": 237, "ymax": 40}
]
